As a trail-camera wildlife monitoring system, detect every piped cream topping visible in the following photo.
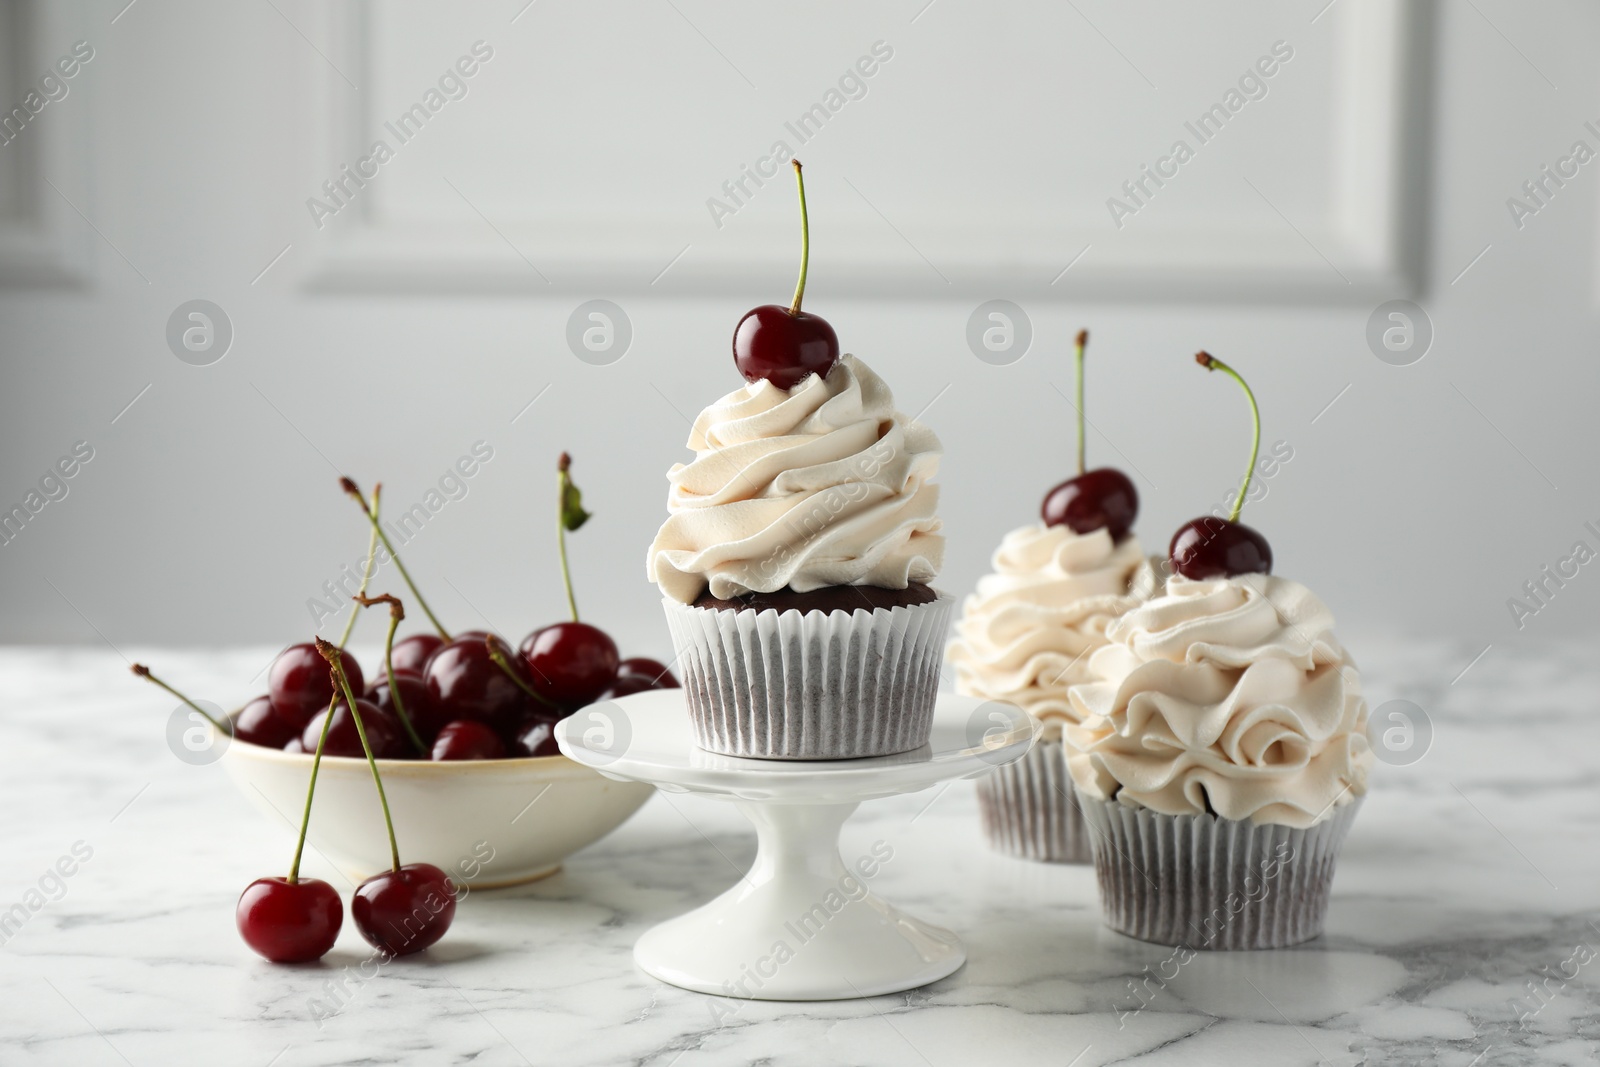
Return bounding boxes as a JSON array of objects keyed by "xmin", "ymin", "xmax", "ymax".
[
  {"xmin": 1064, "ymin": 573, "xmax": 1372, "ymax": 827},
  {"xmin": 948, "ymin": 524, "xmax": 1156, "ymax": 740},
  {"xmin": 647, "ymin": 355, "xmax": 943, "ymax": 604}
]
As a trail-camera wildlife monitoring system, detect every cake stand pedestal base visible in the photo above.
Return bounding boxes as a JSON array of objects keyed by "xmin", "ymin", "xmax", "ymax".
[
  {"xmin": 634, "ymin": 800, "xmax": 964, "ymax": 1000},
  {"xmin": 556, "ymin": 691, "xmax": 1035, "ymax": 1002}
]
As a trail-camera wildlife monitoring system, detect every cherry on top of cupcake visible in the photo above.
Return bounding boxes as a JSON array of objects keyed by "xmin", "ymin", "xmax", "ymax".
[
  {"xmin": 1168, "ymin": 351, "xmax": 1273, "ymax": 580},
  {"xmin": 1040, "ymin": 329, "xmax": 1139, "ymax": 541},
  {"xmin": 733, "ymin": 159, "xmax": 840, "ymax": 392}
]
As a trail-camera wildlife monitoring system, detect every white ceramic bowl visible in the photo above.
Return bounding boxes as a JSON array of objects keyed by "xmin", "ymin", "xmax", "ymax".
[{"xmin": 221, "ymin": 730, "xmax": 655, "ymax": 888}]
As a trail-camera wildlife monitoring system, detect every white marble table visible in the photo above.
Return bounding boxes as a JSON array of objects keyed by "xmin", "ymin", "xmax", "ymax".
[{"xmin": 1, "ymin": 639, "xmax": 1594, "ymax": 1067}]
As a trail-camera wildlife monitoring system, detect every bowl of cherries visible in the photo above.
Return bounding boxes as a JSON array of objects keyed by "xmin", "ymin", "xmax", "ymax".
[{"xmin": 155, "ymin": 454, "xmax": 667, "ymax": 890}]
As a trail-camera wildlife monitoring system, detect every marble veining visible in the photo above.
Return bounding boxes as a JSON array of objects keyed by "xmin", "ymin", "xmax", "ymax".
[{"xmin": 0, "ymin": 639, "xmax": 1595, "ymax": 1066}]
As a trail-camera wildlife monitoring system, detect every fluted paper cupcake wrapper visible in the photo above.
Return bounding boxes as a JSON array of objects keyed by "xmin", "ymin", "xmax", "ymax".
[
  {"xmin": 1077, "ymin": 794, "xmax": 1363, "ymax": 950},
  {"xmin": 976, "ymin": 737, "xmax": 1092, "ymax": 864},
  {"xmin": 662, "ymin": 594, "xmax": 952, "ymax": 760}
]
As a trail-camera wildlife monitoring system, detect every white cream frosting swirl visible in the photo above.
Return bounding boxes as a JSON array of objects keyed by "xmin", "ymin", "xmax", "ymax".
[
  {"xmin": 647, "ymin": 355, "xmax": 943, "ymax": 604},
  {"xmin": 948, "ymin": 525, "xmax": 1156, "ymax": 740},
  {"xmin": 1064, "ymin": 574, "xmax": 1372, "ymax": 828}
]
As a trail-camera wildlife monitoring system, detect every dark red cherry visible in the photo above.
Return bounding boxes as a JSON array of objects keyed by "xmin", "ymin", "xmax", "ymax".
[
  {"xmin": 1169, "ymin": 517, "xmax": 1273, "ymax": 579},
  {"xmin": 236, "ymin": 877, "xmax": 342, "ymax": 963},
  {"xmin": 234, "ymin": 695, "xmax": 300, "ymax": 749},
  {"xmin": 520, "ymin": 622, "xmax": 619, "ymax": 708},
  {"xmin": 514, "ymin": 718, "xmax": 562, "ymax": 758},
  {"xmin": 732, "ymin": 160, "xmax": 838, "ymax": 389},
  {"xmin": 617, "ymin": 657, "xmax": 679, "ymax": 689},
  {"xmin": 268, "ymin": 643, "xmax": 363, "ymax": 729},
  {"xmin": 1177, "ymin": 352, "xmax": 1273, "ymax": 580},
  {"xmin": 1041, "ymin": 468, "xmax": 1138, "ymax": 541},
  {"xmin": 283, "ymin": 737, "xmax": 306, "ymax": 754},
  {"xmin": 369, "ymin": 669, "xmax": 445, "ymax": 744},
  {"xmin": 431, "ymin": 720, "xmax": 507, "ymax": 761},
  {"xmin": 600, "ymin": 675, "xmax": 655, "ymax": 700},
  {"xmin": 352, "ymin": 863, "xmax": 456, "ymax": 956},
  {"xmin": 390, "ymin": 633, "xmax": 445, "ymax": 675},
  {"xmin": 301, "ymin": 697, "xmax": 406, "ymax": 759},
  {"xmin": 425, "ymin": 635, "xmax": 530, "ymax": 732},
  {"xmin": 733, "ymin": 305, "xmax": 840, "ymax": 391}
]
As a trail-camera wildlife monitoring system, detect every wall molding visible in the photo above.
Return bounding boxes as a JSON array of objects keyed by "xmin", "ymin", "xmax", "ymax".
[
  {"xmin": 300, "ymin": 0, "xmax": 1426, "ymax": 304},
  {"xmin": 0, "ymin": 0, "xmax": 93, "ymax": 289}
]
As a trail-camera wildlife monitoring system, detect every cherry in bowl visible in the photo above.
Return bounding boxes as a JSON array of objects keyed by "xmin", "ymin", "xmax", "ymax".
[
  {"xmin": 431, "ymin": 719, "xmax": 507, "ymax": 761},
  {"xmin": 521, "ymin": 622, "xmax": 618, "ymax": 708},
  {"xmin": 301, "ymin": 697, "xmax": 406, "ymax": 760},
  {"xmin": 514, "ymin": 718, "xmax": 562, "ymax": 758},
  {"xmin": 369, "ymin": 669, "xmax": 445, "ymax": 745},
  {"xmin": 269, "ymin": 643, "xmax": 363, "ymax": 729},
  {"xmin": 617, "ymin": 657, "xmax": 679, "ymax": 689},
  {"xmin": 425, "ymin": 635, "xmax": 531, "ymax": 733},
  {"xmin": 234, "ymin": 695, "xmax": 301, "ymax": 749},
  {"xmin": 389, "ymin": 633, "xmax": 445, "ymax": 675}
]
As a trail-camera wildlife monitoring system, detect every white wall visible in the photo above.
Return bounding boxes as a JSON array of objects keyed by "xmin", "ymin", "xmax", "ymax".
[{"xmin": 1, "ymin": 0, "xmax": 1597, "ymax": 663}]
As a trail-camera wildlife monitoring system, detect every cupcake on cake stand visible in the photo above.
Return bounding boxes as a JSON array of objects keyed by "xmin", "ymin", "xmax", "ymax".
[
  {"xmin": 591, "ymin": 159, "xmax": 1035, "ymax": 998},
  {"xmin": 557, "ymin": 689, "xmax": 1035, "ymax": 1000}
]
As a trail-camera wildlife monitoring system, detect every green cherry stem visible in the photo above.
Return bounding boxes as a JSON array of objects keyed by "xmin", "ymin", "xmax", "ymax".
[
  {"xmin": 129, "ymin": 664, "xmax": 228, "ymax": 733},
  {"xmin": 557, "ymin": 453, "xmax": 580, "ymax": 622},
  {"xmin": 1195, "ymin": 351, "xmax": 1261, "ymax": 524},
  {"xmin": 336, "ymin": 485, "xmax": 382, "ymax": 648},
  {"xmin": 341, "ymin": 477, "xmax": 451, "ymax": 642},
  {"xmin": 288, "ymin": 691, "xmax": 340, "ymax": 885},
  {"xmin": 1074, "ymin": 329, "xmax": 1088, "ymax": 476},
  {"xmin": 318, "ymin": 637, "xmax": 401, "ymax": 873},
  {"xmin": 788, "ymin": 159, "xmax": 810, "ymax": 317},
  {"xmin": 485, "ymin": 635, "xmax": 560, "ymax": 710},
  {"xmin": 354, "ymin": 592, "xmax": 428, "ymax": 756}
]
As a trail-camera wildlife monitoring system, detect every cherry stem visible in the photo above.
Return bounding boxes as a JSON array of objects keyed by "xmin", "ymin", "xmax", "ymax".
[
  {"xmin": 354, "ymin": 592, "xmax": 427, "ymax": 756},
  {"xmin": 336, "ymin": 486, "xmax": 382, "ymax": 648},
  {"xmin": 1074, "ymin": 329, "xmax": 1088, "ymax": 476},
  {"xmin": 557, "ymin": 453, "xmax": 579, "ymax": 623},
  {"xmin": 341, "ymin": 477, "xmax": 451, "ymax": 641},
  {"xmin": 129, "ymin": 664, "xmax": 227, "ymax": 734},
  {"xmin": 1196, "ymin": 352, "xmax": 1260, "ymax": 524},
  {"xmin": 319, "ymin": 637, "xmax": 401, "ymax": 872},
  {"xmin": 788, "ymin": 159, "xmax": 809, "ymax": 317},
  {"xmin": 289, "ymin": 691, "xmax": 339, "ymax": 885},
  {"xmin": 485, "ymin": 635, "xmax": 560, "ymax": 710}
]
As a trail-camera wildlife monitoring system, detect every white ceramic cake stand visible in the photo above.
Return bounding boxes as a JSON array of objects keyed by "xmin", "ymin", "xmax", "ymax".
[{"xmin": 557, "ymin": 689, "xmax": 1036, "ymax": 1001}]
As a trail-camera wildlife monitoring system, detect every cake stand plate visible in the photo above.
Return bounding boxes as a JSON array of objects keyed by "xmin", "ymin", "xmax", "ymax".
[{"xmin": 557, "ymin": 690, "xmax": 1036, "ymax": 1001}]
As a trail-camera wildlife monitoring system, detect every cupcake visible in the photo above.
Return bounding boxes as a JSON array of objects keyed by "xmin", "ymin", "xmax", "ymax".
[
  {"xmin": 950, "ymin": 525, "xmax": 1157, "ymax": 862},
  {"xmin": 1065, "ymin": 351, "xmax": 1373, "ymax": 949},
  {"xmin": 647, "ymin": 161, "xmax": 948, "ymax": 760},
  {"xmin": 948, "ymin": 329, "xmax": 1156, "ymax": 862}
]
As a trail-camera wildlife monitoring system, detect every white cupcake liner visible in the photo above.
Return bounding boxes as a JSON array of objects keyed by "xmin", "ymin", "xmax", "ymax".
[
  {"xmin": 1077, "ymin": 794, "xmax": 1363, "ymax": 950},
  {"xmin": 976, "ymin": 737, "xmax": 1092, "ymax": 864},
  {"xmin": 662, "ymin": 593, "xmax": 952, "ymax": 760}
]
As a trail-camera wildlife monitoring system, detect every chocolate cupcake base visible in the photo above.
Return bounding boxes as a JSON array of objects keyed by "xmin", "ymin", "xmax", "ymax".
[
  {"xmin": 976, "ymin": 737, "xmax": 1092, "ymax": 864},
  {"xmin": 662, "ymin": 591, "xmax": 952, "ymax": 760},
  {"xmin": 691, "ymin": 582, "xmax": 939, "ymax": 614},
  {"xmin": 1077, "ymin": 794, "xmax": 1363, "ymax": 950}
]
